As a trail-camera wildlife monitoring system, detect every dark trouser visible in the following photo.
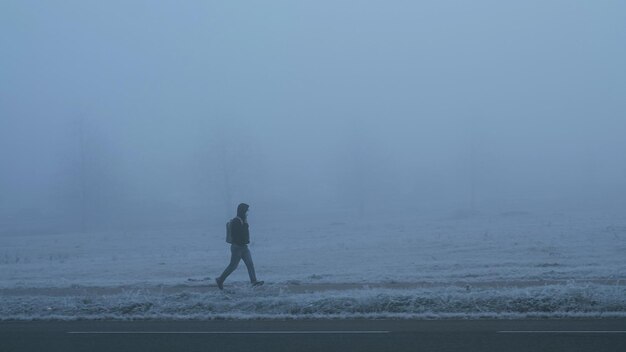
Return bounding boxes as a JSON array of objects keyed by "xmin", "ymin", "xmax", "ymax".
[{"xmin": 218, "ymin": 244, "xmax": 257, "ymax": 283}]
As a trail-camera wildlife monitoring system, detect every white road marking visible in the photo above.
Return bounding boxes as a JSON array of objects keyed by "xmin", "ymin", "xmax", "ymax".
[
  {"xmin": 498, "ymin": 331, "xmax": 626, "ymax": 334},
  {"xmin": 68, "ymin": 330, "xmax": 390, "ymax": 334}
]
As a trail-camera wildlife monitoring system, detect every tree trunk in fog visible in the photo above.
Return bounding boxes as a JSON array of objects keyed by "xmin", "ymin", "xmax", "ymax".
[{"xmin": 78, "ymin": 118, "xmax": 87, "ymax": 233}]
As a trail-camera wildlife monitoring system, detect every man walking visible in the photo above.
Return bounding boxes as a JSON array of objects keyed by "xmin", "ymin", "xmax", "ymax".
[{"xmin": 216, "ymin": 203, "xmax": 263, "ymax": 289}]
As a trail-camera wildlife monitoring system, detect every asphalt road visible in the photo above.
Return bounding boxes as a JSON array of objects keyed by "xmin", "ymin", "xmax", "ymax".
[{"xmin": 1, "ymin": 319, "xmax": 625, "ymax": 352}]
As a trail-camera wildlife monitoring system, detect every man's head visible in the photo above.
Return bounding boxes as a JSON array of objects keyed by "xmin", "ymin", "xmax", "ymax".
[{"xmin": 237, "ymin": 203, "xmax": 249, "ymax": 219}]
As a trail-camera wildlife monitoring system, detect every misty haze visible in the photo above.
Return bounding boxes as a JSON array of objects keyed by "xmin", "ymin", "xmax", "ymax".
[{"xmin": 1, "ymin": 0, "xmax": 625, "ymax": 327}]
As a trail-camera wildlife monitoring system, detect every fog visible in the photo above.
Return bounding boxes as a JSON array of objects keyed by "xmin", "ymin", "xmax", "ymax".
[{"xmin": 1, "ymin": 0, "xmax": 625, "ymax": 234}]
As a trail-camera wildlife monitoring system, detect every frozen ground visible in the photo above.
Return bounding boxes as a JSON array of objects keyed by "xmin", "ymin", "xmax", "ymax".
[{"xmin": 1, "ymin": 208, "xmax": 625, "ymax": 319}]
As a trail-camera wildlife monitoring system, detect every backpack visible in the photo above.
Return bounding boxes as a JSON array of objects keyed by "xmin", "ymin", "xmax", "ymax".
[{"xmin": 225, "ymin": 217, "xmax": 243, "ymax": 243}]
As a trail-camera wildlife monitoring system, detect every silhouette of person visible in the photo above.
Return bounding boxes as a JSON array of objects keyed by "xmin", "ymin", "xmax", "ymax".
[{"xmin": 216, "ymin": 203, "xmax": 263, "ymax": 289}]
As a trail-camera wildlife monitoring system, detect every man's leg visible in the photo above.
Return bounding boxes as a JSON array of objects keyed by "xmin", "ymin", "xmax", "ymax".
[
  {"xmin": 218, "ymin": 245, "xmax": 243, "ymax": 283},
  {"xmin": 240, "ymin": 245, "xmax": 258, "ymax": 283}
]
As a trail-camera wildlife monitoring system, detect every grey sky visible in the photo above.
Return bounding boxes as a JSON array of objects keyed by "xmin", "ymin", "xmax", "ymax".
[{"xmin": 1, "ymin": 1, "xmax": 625, "ymax": 231}]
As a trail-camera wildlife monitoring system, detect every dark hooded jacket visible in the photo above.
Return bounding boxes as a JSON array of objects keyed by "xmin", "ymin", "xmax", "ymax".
[{"xmin": 231, "ymin": 203, "xmax": 250, "ymax": 245}]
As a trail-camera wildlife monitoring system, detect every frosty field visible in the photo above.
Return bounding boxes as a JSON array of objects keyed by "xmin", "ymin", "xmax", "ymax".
[{"xmin": 1, "ymin": 207, "xmax": 625, "ymax": 320}]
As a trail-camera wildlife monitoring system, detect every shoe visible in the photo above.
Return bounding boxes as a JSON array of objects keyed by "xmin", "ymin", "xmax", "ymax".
[
  {"xmin": 251, "ymin": 280, "xmax": 264, "ymax": 287},
  {"xmin": 215, "ymin": 278, "xmax": 224, "ymax": 290}
]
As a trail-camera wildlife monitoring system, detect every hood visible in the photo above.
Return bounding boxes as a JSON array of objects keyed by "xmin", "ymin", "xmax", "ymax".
[{"xmin": 237, "ymin": 203, "xmax": 249, "ymax": 218}]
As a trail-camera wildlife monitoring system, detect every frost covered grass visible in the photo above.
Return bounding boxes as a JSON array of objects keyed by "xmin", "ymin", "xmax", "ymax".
[
  {"xmin": 2, "ymin": 282, "xmax": 626, "ymax": 320},
  {"xmin": 1, "ymin": 208, "xmax": 625, "ymax": 319}
]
